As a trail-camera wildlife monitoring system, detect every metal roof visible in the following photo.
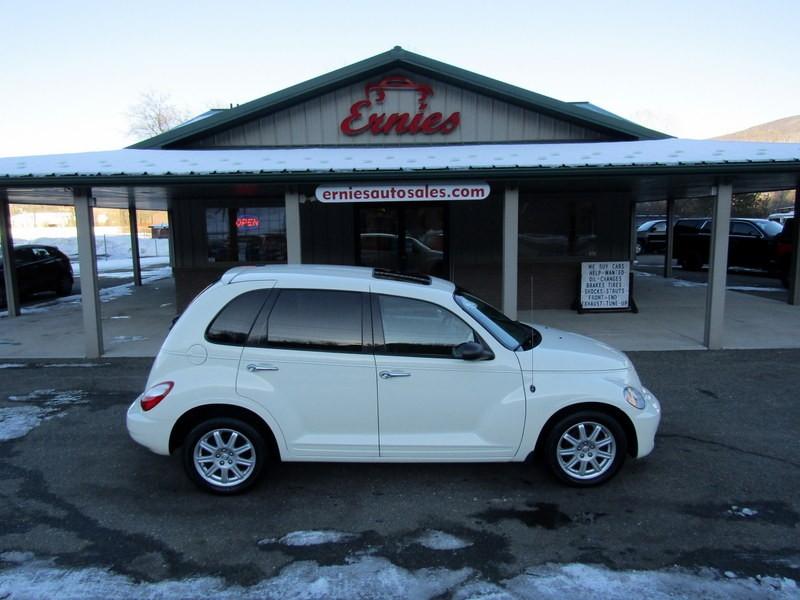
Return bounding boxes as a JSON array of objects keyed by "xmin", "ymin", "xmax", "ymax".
[
  {"xmin": 1, "ymin": 139, "xmax": 799, "ymax": 187},
  {"xmin": 128, "ymin": 47, "xmax": 668, "ymax": 149}
]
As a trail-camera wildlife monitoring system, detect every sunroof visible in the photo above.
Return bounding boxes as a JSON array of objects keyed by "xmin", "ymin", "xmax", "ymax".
[{"xmin": 372, "ymin": 268, "xmax": 432, "ymax": 285}]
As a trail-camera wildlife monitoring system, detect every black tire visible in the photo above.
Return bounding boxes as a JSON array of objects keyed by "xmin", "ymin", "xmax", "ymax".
[
  {"xmin": 183, "ymin": 417, "xmax": 266, "ymax": 495},
  {"xmin": 55, "ymin": 276, "xmax": 73, "ymax": 296},
  {"xmin": 545, "ymin": 411, "xmax": 627, "ymax": 487}
]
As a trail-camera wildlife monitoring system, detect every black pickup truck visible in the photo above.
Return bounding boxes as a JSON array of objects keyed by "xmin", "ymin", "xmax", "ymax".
[{"xmin": 673, "ymin": 217, "xmax": 785, "ymax": 273}]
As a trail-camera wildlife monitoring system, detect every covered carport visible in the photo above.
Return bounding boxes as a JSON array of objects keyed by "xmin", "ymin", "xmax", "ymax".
[{"xmin": 1, "ymin": 139, "xmax": 799, "ymax": 357}]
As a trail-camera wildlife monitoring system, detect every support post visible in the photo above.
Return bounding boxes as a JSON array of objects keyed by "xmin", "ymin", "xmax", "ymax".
[
  {"xmin": 502, "ymin": 185, "xmax": 519, "ymax": 319},
  {"xmin": 74, "ymin": 188, "xmax": 103, "ymax": 358},
  {"xmin": 704, "ymin": 182, "xmax": 732, "ymax": 349},
  {"xmin": 0, "ymin": 191, "xmax": 20, "ymax": 316},
  {"xmin": 285, "ymin": 188, "xmax": 301, "ymax": 265},
  {"xmin": 664, "ymin": 195, "xmax": 676, "ymax": 278},
  {"xmin": 128, "ymin": 191, "xmax": 142, "ymax": 287},
  {"xmin": 790, "ymin": 186, "xmax": 800, "ymax": 305}
]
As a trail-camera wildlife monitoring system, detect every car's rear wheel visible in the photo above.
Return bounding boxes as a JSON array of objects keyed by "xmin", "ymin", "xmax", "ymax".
[
  {"xmin": 545, "ymin": 411, "xmax": 627, "ymax": 486},
  {"xmin": 183, "ymin": 418, "xmax": 265, "ymax": 494}
]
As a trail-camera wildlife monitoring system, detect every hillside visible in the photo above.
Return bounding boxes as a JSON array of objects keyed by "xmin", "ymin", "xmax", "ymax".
[{"xmin": 714, "ymin": 115, "xmax": 800, "ymax": 142}]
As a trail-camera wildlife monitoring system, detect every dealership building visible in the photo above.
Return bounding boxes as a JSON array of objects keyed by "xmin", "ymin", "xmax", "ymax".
[{"xmin": 1, "ymin": 47, "xmax": 799, "ymax": 357}]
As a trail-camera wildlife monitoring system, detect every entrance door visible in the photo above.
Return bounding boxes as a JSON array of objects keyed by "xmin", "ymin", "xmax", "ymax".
[{"xmin": 357, "ymin": 205, "xmax": 447, "ymax": 277}]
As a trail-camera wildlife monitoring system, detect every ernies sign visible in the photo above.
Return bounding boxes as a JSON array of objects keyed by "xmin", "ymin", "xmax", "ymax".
[{"xmin": 340, "ymin": 76, "xmax": 461, "ymax": 137}]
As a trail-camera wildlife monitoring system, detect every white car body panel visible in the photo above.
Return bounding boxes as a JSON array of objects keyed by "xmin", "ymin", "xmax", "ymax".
[
  {"xmin": 127, "ymin": 265, "xmax": 661, "ymax": 470},
  {"xmin": 237, "ymin": 347, "xmax": 379, "ymax": 458}
]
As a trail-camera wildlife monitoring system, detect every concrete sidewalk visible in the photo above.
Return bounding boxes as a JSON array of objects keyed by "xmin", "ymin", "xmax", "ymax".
[
  {"xmin": 0, "ymin": 277, "xmax": 175, "ymax": 358},
  {"xmin": 523, "ymin": 271, "xmax": 800, "ymax": 351},
  {"xmin": 1, "ymin": 270, "xmax": 799, "ymax": 358}
]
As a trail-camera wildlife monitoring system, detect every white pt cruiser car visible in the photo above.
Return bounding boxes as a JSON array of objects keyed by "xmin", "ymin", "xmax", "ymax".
[{"xmin": 127, "ymin": 265, "xmax": 661, "ymax": 494}]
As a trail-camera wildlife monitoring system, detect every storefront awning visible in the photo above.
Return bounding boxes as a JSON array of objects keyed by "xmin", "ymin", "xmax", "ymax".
[{"xmin": 1, "ymin": 138, "xmax": 799, "ymax": 187}]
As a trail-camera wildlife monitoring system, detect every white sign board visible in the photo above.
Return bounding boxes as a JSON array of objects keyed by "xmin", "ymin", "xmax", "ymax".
[
  {"xmin": 316, "ymin": 182, "xmax": 490, "ymax": 203},
  {"xmin": 580, "ymin": 261, "xmax": 631, "ymax": 311}
]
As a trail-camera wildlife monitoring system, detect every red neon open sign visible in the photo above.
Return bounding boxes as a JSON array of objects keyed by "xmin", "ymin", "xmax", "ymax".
[{"xmin": 236, "ymin": 216, "xmax": 260, "ymax": 229}]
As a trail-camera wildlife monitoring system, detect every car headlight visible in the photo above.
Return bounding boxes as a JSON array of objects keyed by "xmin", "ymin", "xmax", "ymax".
[{"xmin": 624, "ymin": 386, "xmax": 646, "ymax": 409}]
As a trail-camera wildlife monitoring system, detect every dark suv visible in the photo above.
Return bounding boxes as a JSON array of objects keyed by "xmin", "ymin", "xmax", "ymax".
[
  {"xmin": 0, "ymin": 244, "xmax": 74, "ymax": 307},
  {"xmin": 673, "ymin": 218, "xmax": 784, "ymax": 273},
  {"xmin": 636, "ymin": 219, "xmax": 667, "ymax": 255}
]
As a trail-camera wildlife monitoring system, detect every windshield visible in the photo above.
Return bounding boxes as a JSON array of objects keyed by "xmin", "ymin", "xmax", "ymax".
[
  {"xmin": 454, "ymin": 289, "xmax": 540, "ymax": 351},
  {"xmin": 755, "ymin": 220, "xmax": 784, "ymax": 237}
]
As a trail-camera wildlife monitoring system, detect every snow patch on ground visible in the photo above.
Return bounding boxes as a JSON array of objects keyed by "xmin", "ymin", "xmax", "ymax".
[
  {"xmin": 0, "ymin": 389, "xmax": 88, "ymax": 441},
  {"xmin": 0, "ymin": 406, "xmax": 44, "ymax": 442},
  {"xmin": 728, "ymin": 505, "xmax": 759, "ymax": 518},
  {"xmin": 0, "ymin": 363, "xmax": 26, "ymax": 369},
  {"xmin": 671, "ymin": 279, "xmax": 705, "ymax": 288},
  {"xmin": 499, "ymin": 563, "xmax": 797, "ymax": 600},
  {"xmin": 260, "ymin": 530, "xmax": 359, "ymax": 547},
  {"xmin": 0, "ymin": 553, "xmax": 796, "ymax": 600},
  {"xmin": 414, "ymin": 530, "xmax": 473, "ymax": 551},
  {"xmin": 111, "ymin": 335, "xmax": 147, "ymax": 343}
]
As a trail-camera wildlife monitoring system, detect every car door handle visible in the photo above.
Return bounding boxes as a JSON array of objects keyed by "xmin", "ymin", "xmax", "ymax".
[
  {"xmin": 247, "ymin": 363, "xmax": 279, "ymax": 372},
  {"xmin": 379, "ymin": 370, "xmax": 410, "ymax": 379}
]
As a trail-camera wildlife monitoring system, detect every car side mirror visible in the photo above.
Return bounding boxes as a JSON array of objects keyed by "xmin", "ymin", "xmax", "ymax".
[{"xmin": 453, "ymin": 341, "xmax": 493, "ymax": 361}]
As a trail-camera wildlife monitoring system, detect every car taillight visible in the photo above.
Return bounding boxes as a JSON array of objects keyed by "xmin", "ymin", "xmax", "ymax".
[{"xmin": 140, "ymin": 381, "xmax": 174, "ymax": 411}]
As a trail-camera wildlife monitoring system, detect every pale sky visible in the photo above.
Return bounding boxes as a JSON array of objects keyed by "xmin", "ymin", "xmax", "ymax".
[{"xmin": 1, "ymin": 0, "xmax": 798, "ymax": 158}]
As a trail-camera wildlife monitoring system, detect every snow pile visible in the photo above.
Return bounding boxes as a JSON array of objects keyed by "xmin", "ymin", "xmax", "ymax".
[
  {"xmin": 414, "ymin": 530, "xmax": 473, "ymax": 551},
  {"xmin": 0, "ymin": 552, "xmax": 796, "ymax": 600},
  {"xmin": 71, "ymin": 256, "xmax": 170, "ymax": 277},
  {"xmin": 17, "ymin": 233, "xmax": 170, "ymax": 261},
  {"xmin": 0, "ymin": 389, "xmax": 88, "ymax": 441},
  {"xmin": 0, "ymin": 363, "xmax": 26, "ymax": 369},
  {"xmin": 259, "ymin": 530, "xmax": 358, "ymax": 547}
]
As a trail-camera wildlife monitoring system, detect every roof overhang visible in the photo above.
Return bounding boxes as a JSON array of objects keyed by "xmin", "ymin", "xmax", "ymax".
[{"xmin": 1, "ymin": 140, "xmax": 798, "ymax": 193}]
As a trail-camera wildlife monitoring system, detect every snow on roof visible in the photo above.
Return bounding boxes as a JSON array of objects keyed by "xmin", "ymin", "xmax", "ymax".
[{"xmin": 1, "ymin": 139, "xmax": 799, "ymax": 182}]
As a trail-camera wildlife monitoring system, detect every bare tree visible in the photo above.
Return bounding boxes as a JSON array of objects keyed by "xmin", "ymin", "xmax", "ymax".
[{"xmin": 127, "ymin": 91, "xmax": 191, "ymax": 139}]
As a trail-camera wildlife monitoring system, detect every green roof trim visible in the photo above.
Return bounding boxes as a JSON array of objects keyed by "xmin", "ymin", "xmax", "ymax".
[
  {"xmin": 128, "ymin": 47, "xmax": 670, "ymax": 149},
  {"xmin": 2, "ymin": 160, "xmax": 796, "ymax": 188}
]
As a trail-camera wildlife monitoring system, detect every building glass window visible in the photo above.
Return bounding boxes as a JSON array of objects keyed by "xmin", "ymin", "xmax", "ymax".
[{"xmin": 206, "ymin": 206, "xmax": 287, "ymax": 263}]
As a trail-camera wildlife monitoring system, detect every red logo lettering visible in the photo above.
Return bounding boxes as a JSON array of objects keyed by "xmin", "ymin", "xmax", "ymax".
[{"xmin": 340, "ymin": 76, "xmax": 460, "ymax": 137}]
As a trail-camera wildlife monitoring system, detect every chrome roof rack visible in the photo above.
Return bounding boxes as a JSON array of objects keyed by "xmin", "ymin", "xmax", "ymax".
[{"xmin": 372, "ymin": 268, "xmax": 432, "ymax": 285}]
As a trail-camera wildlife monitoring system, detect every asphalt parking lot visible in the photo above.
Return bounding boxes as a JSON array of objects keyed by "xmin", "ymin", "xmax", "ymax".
[{"xmin": 0, "ymin": 350, "xmax": 799, "ymax": 597}]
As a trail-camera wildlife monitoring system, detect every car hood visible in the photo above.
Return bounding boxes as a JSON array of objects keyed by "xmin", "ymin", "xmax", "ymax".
[{"xmin": 523, "ymin": 325, "xmax": 631, "ymax": 372}]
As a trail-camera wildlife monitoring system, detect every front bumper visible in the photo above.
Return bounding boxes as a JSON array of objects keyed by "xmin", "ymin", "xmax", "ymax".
[
  {"xmin": 633, "ymin": 387, "xmax": 661, "ymax": 458},
  {"xmin": 126, "ymin": 395, "xmax": 172, "ymax": 456}
]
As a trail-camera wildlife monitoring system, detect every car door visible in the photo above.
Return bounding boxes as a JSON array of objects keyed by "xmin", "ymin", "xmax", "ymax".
[
  {"xmin": 373, "ymin": 293, "xmax": 526, "ymax": 460},
  {"xmin": 729, "ymin": 221, "xmax": 764, "ymax": 268},
  {"xmin": 237, "ymin": 287, "xmax": 379, "ymax": 459},
  {"xmin": 13, "ymin": 248, "xmax": 36, "ymax": 294}
]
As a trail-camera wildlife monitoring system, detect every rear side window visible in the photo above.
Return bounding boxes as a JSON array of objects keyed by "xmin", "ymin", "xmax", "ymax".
[
  {"xmin": 266, "ymin": 290, "xmax": 363, "ymax": 352},
  {"xmin": 205, "ymin": 289, "xmax": 271, "ymax": 346}
]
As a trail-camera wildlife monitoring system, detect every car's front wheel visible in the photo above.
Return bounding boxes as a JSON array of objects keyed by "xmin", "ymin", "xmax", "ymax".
[
  {"xmin": 183, "ymin": 418, "xmax": 266, "ymax": 494},
  {"xmin": 545, "ymin": 411, "xmax": 627, "ymax": 486}
]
